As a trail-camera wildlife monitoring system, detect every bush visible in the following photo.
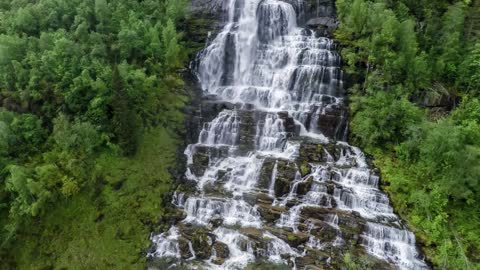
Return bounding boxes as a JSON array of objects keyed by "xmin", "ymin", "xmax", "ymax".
[{"xmin": 350, "ymin": 91, "xmax": 423, "ymax": 148}]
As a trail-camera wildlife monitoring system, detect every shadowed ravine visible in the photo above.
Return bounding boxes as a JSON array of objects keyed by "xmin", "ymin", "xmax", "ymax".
[{"xmin": 148, "ymin": 0, "xmax": 429, "ymax": 269}]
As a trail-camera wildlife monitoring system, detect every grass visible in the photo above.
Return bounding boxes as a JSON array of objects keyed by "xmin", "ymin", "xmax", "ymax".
[{"xmin": 6, "ymin": 127, "xmax": 179, "ymax": 269}]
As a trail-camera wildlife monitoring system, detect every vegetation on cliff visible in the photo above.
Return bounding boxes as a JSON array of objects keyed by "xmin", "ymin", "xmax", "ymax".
[
  {"xmin": 336, "ymin": 0, "xmax": 480, "ymax": 268},
  {"xmin": 0, "ymin": 0, "xmax": 189, "ymax": 268}
]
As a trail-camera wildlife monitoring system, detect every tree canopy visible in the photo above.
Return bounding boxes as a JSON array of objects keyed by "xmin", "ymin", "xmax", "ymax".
[
  {"xmin": 336, "ymin": 0, "xmax": 480, "ymax": 268},
  {"xmin": 0, "ymin": 0, "xmax": 189, "ymax": 265}
]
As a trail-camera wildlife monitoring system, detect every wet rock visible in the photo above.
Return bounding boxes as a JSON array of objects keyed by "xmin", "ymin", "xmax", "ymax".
[
  {"xmin": 178, "ymin": 237, "xmax": 193, "ymax": 259},
  {"xmin": 323, "ymin": 142, "xmax": 350, "ymax": 161},
  {"xmin": 203, "ymin": 182, "xmax": 231, "ymax": 197},
  {"xmin": 259, "ymin": 158, "xmax": 298, "ymax": 197},
  {"xmin": 300, "ymin": 207, "xmax": 335, "ymax": 220},
  {"xmin": 315, "ymin": 104, "xmax": 348, "ymax": 140},
  {"xmin": 211, "ymin": 257, "xmax": 225, "ymax": 265},
  {"xmin": 298, "ymin": 142, "xmax": 327, "ymax": 163},
  {"xmin": 298, "ymin": 160, "xmax": 311, "ymax": 176},
  {"xmin": 216, "ymin": 169, "xmax": 227, "ymax": 181},
  {"xmin": 243, "ymin": 192, "xmax": 274, "ymax": 206},
  {"xmin": 190, "ymin": 148, "xmax": 209, "ymax": 177},
  {"xmin": 269, "ymin": 228, "xmax": 309, "ymax": 247},
  {"xmin": 213, "ymin": 241, "xmax": 230, "ymax": 260},
  {"xmin": 325, "ymin": 183, "xmax": 337, "ymax": 195},
  {"xmin": 309, "ymin": 223, "xmax": 338, "ymax": 243},
  {"xmin": 202, "ymin": 99, "xmax": 237, "ymax": 123},
  {"xmin": 237, "ymin": 110, "xmax": 257, "ymax": 155},
  {"xmin": 302, "ymin": 0, "xmax": 337, "ymax": 23},
  {"xmin": 185, "ymin": 0, "xmax": 229, "ymax": 54},
  {"xmin": 221, "ymin": 32, "xmax": 237, "ymax": 85},
  {"xmin": 209, "ymin": 216, "xmax": 223, "ymax": 228},
  {"xmin": 240, "ymin": 227, "xmax": 265, "ymax": 243},
  {"xmin": 296, "ymin": 177, "xmax": 314, "ymax": 195},
  {"xmin": 296, "ymin": 250, "xmax": 331, "ymax": 269},
  {"xmin": 274, "ymin": 160, "xmax": 298, "ymax": 197},
  {"xmin": 257, "ymin": 203, "xmax": 287, "ymax": 223},
  {"xmin": 243, "ymin": 192, "xmax": 258, "ymax": 206},
  {"xmin": 171, "ymin": 208, "xmax": 188, "ymax": 223},
  {"xmin": 258, "ymin": 158, "xmax": 276, "ymax": 189},
  {"xmin": 190, "ymin": 145, "xmax": 230, "ymax": 177},
  {"xmin": 306, "ymin": 17, "xmax": 338, "ymax": 36},
  {"xmin": 191, "ymin": 231, "xmax": 213, "ymax": 259},
  {"xmin": 277, "ymin": 111, "xmax": 300, "ymax": 136},
  {"xmin": 245, "ymin": 260, "xmax": 292, "ymax": 270}
]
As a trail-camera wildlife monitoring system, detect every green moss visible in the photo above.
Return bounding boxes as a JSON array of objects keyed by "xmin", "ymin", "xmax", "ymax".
[
  {"xmin": 299, "ymin": 161, "xmax": 310, "ymax": 176},
  {"xmin": 287, "ymin": 233, "xmax": 297, "ymax": 241},
  {"xmin": 245, "ymin": 261, "xmax": 291, "ymax": 270},
  {"xmin": 6, "ymin": 127, "xmax": 178, "ymax": 269}
]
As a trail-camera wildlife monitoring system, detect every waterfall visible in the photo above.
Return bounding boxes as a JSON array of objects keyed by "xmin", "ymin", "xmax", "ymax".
[{"xmin": 149, "ymin": 0, "xmax": 429, "ymax": 269}]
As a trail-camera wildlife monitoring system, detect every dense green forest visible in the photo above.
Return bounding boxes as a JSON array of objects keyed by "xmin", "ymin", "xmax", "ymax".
[
  {"xmin": 0, "ymin": 0, "xmax": 189, "ymax": 268},
  {"xmin": 336, "ymin": 0, "xmax": 480, "ymax": 268}
]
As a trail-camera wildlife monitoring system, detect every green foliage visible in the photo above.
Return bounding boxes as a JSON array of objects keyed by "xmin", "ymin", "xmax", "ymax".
[
  {"xmin": 432, "ymin": 2, "xmax": 467, "ymax": 81},
  {"xmin": 5, "ymin": 165, "xmax": 51, "ymax": 218},
  {"xmin": 111, "ymin": 65, "xmax": 138, "ymax": 156},
  {"xmin": 350, "ymin": 91, "xmax": 423, "ymax": 148},
  {"xmin": 337, "ymin": 0, "xmax": 480, "ymax": 268},
  {"xmin": 162, "ymin": 19, "xmax": 183, "ymax": 70},
  {"xmin": 342, "ymin": 252, "xmax": 375, "ymax": 270},
  {"xmin": 0, "ymin": 0, "xmax": 189, "ymax": 267},
  {"xmin": 336, "ymin": 0, "xmax": 428, "ymax": 93},
  {"xmin": 5, "ymin": 127, "xmax": 177, "ymax": 269},
  {"xmin": 0, "ymin": 111, "xmax": 47, "ymax": 158},
  {"xmin": 458, "ymin": 43, "xmax": 480, "ymax": 94},
  {"xmin": 52, "ymin": 115, "xmax": 101, "ymax": 158}
]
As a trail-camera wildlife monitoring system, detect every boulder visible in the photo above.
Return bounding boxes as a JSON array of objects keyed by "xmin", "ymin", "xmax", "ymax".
[
  {"xmin": 191, "ymin": 231, "xmax": 213, "ymax": 259},
  {"xmin": 298, "ymin": 142, "xmax": 327, "ymax": 163},
  {"xmin": 212, "ymin": 240, "xmax": 230, "ymax": 264},
  {"xmin": 178, "ymin": 237, "xmax": 194, "ymax": 259},
  {"xmin": 296, "ymin": 177, "xmax": 314, "ymax": 195},
  {"xmin": 302, "ymin": 0, "xmax": 337, "ymax": 23},
  {"xmin": 237, "ymin": 110, "xmax": 257, "ymax": 155},
  {"xmin": 258, "ymin": 158, "xmax": 277, "ymax": 189},
  {"xmin": 315, "ymin": 104, "xmax": 348, "ymax": 140},
  {"xmin": 274, "ymin": 160, "xmax": 298, "ymax": 197},
  {"xmin": 306, "ymin": 17, "xmax": 338, "ymax": 36},
  {"xmin": 257, "ymin": 203, "xmax": 287, "ymax": 223},
  {"xmin": 190, "ymin": 146, "xmax": 210, "ymax": 177}
]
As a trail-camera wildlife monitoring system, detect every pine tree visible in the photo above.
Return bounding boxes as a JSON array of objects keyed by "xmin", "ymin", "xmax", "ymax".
[{"xmin": 111, "ymin": 65, "xmax": 138, "ymax": 156}]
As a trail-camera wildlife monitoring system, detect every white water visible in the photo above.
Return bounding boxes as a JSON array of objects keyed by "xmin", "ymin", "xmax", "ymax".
[{"xmin": 150, "ymin": 0, "xmax": 429, "ymax": 269}]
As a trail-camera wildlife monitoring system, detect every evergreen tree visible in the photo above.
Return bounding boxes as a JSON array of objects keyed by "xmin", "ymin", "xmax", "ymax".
[{"xmin": 110, "ymin": 65, "xmax": 138, "ymax": 156}]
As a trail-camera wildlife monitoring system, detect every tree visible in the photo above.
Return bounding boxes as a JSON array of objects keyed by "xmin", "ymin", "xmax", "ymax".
[
  {"xmin": 162, "ymin": 19, "xmax": 182, "ymax": 70},
  {"xmin": 6, "ymin": 165, "xmax": 52, "ymax": 218},
  {"xmin": 53, "ymin": 114, "xmax": 101, "ymax": 158},
  {"xmin": 350, "ymin": 91, "xmax": 423, "ymax": 148},
  {"xmin": 110, "ymin": 65, "xmax": 138, "ymax": 156},
  {"xmin": 0, "ymin": 122, "xmax": 11, "ymax": 157},
  {"xmin": 458, "ymin": 43, "xmax": 480, "ymax": 94},
  {"xmin": 94, "ymin": 0, "xmax": 110, "ymax": 31}
]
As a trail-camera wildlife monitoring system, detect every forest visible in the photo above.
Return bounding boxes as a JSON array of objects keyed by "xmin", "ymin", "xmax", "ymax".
[
  {"xmin": 0, "ymin": 0, "xmax": 188, "ymax": 268},
  {"xmin": 336, "ymin": 0, "xmax": 480, "ymax": 268}
]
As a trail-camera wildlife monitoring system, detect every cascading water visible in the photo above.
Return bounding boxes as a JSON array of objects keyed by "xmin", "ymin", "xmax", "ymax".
[{"xmin": 149, "ymin": 0, "xmax": 429, "ymax": 269}]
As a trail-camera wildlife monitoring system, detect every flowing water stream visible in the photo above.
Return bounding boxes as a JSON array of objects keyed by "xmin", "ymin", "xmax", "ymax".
[{"xmin": 148, "ymin": 0, "xmax": 429, "ymax": 269}]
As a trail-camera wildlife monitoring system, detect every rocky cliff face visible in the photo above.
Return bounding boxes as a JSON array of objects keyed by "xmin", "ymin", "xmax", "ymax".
[{"xmin": 148, "ymin": 0, "xmax": 429, "ymax": 269}]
